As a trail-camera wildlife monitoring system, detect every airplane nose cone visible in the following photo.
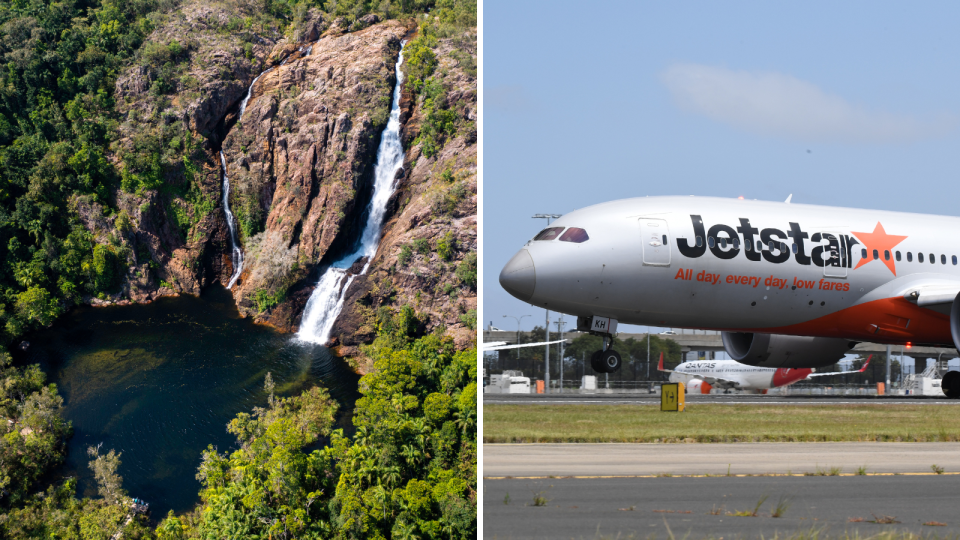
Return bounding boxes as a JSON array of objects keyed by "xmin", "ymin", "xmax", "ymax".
[{"xmin": 500, "ymin": 249, "xmax": 537, "ymax": 302}]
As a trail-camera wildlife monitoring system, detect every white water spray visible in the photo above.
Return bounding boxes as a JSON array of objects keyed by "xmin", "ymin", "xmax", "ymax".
[
  {"xmin": 297, "ymin": 42, "xmax": 407, "ymax": 344},
  {"xmin": 221, "ymin": 54, "xmax": 294, "ymax": 289},
  {"xmin": 220, "ymin": 151, "xmax": 244, "ymax": 289}
]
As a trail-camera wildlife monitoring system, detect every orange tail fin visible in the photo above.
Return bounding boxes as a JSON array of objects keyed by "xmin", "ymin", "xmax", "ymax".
[
  {"xmin": 657, "ymin": 351, "xmax": 664, "ymax": 371},
  {"xmin": 859, "ymin": 355, "xmax": 872, "ymax": 372}
]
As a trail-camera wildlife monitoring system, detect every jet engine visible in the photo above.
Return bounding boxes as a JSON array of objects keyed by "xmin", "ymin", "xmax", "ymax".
[
  {"xmin": 943, "ymin": 292, "xmax": 960, "ymax": 399},
  {"xmin": 721, "ymin": 332, "xmax": 856, "ymax": 369}
]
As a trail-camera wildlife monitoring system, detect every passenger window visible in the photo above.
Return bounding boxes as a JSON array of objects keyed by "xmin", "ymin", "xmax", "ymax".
[
  {"xmin": 720, "ymin": 238, "xmax": 727, "ymax": 248},
  {"xmin": 768, "ymin": 241, "xmax": 775, "ymax": 251},
  {"xmin": 745, "ymin": 239, "xmax": 752, "ymax": 251},
  {"xmin": 861, "ymin": 248, "xmax": 868, "ymax": 259},
  {"xmin": 662, "ymin": 234, "xmax": 667, "ymax": 245},
  {"xmin": 559, "ymin": 227, "xmax": 589, "ymax": 243},
  {"xmin": 942, "ymin": 254, "xmax": 947, "ymax": 265},
  {"xmin": 780, "ymin": 242, "xmax": 787, "ymax": 253},
  {"xmin": 884, "ymin": 250, "xmax": 890, "ymax": 261},
  {"xmin": 534, "ymin": 227, "xmax": 564, "ymax": 241},
  {"xmin": 896, "ymin": 251, "xmax": 901, "ymax": 261},
  {"xmin": 919, "ymin": 253, "xmax": 924, "ymax": 263},
  {"xmin": 708, "ymin": 237, "xmax": 716, "ymax": 248},
  {"xmin": 908, "ymin": 252, "xmax": 913, "ymax": 262},
  {"xmin": 873, "ymin": 249, "xmax": 879, "ymax": 260},
  {"xmin": 732, "ymin": 238, "xmax": 740, "ymax": 249},
  {"xmin": 930, "ymin": 253, "xmax": 935, "ymax": 264},
  {"xmin": 696, "ymin": 236, "xmax": 703, "ymax": 247},
  {"xmin": 792, "ymin": 243, "xmax": 798, "ymax": 254}
]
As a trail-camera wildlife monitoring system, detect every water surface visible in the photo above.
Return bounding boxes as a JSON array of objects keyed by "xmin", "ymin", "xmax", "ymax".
[{"xmin": 18, "ymin": 286, "xmax": 359, "ymax": 516}]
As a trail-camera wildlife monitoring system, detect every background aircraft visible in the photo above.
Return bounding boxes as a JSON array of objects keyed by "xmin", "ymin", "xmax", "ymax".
[{"xmin": 658, "ymin": 353, "xmax": 870, "ymax": 394}]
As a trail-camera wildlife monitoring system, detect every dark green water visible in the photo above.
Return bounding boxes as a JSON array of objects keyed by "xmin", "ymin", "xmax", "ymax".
[{"xmin": 16, "ymin": 285, "xmax": 360, "ymax": 517}]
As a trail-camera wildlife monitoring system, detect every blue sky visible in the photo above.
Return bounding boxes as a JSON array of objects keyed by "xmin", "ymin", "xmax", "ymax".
[{"xmin": 483, "ymin": 1, "xmax": 960, "ymax": 368}]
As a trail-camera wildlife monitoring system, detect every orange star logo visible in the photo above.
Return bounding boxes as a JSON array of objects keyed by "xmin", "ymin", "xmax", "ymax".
[{"xmin": 852, "ymin": 222, "xmax": 907, "ymax": 276}]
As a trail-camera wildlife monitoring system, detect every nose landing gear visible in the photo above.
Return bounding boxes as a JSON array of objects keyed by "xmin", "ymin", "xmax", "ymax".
[{"xmin": 590, "ymin": 335, "xmax": 622, "ymax": 374}]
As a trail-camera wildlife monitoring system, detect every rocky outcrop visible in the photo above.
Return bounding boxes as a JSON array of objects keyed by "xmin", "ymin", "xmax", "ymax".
[
  {"xmin": 74, "ymin": 0, "xmax": 475, "ymax": 366},
  {"xmin": 221, "ymin": 21, "xmax": 410, "ymax": 325},
  {"xmin": 329, "ymin": 30, "xmax": 479, "ymax": 366}
]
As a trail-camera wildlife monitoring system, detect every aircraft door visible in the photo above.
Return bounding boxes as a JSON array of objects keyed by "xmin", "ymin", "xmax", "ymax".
[
  {"xmin": 640, "ymin": 218, "xmax": 671, "ymax": 266},
  {"xmin": 822, "ymin": 232, "xmax": 847, "ymax": 278}
]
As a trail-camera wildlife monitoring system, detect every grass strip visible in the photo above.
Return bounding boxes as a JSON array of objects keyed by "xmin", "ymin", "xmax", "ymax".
[{"xmin": 482, "ymin": 404, "xmax": 960, "ymax": 443}]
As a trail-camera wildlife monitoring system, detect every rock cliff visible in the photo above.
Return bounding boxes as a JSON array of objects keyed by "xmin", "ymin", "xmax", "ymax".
[
  {"xmin": 82, "ymin": 1, "xmax": 475, "ymax": 361},
  {"xmin": 329, "ymin": 29, "xmax": 478, "ymax": 366},
  {"xmin": 221, "ymin": 21, "xmax": 410, "ymax": 327}
]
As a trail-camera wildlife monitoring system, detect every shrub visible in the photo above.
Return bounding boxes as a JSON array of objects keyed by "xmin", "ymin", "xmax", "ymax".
[
  {"xmin": 398, "ymin": 244, "xmax": 413, "ymax": 266},
  {"xmin": 455, "ymin": 251, "xmax": 476, "ymax": 289},
  {"xmin": 437, "ymin": 231, "xmax": 456, "ymax": 260},
  {"xmin": 413, "ymin": 238, "xmax": 430, "ymax": 255}
]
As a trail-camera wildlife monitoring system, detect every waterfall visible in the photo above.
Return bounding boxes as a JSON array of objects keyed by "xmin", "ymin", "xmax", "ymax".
[
  {"xmin": 222, "ymin": 54, "xmax": 291, "ymax": 288},
  {"xmin": 297, "ymin": 42, "xmax": 406, "ymax": 344},
  {"xmin": 220, "ymin": 151, "xmax": 244, "ymax": 289}
]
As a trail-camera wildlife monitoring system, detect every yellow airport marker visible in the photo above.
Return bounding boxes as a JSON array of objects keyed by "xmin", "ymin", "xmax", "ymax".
[{"xmin": 661, "ymin": 382, "xmax": 685, "ymax": 411}]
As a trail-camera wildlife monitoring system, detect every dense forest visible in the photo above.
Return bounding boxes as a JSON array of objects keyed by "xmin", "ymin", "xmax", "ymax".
[{"xmin": 0, "ymin": 0, "xmax": 477, "ymax": 537}]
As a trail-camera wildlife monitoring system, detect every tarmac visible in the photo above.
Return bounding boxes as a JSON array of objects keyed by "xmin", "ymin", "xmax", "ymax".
[
  {"xmin": 484, "ymin": 442, "xmax": 960, "ymax": 478},
  {"xmin": 483, "ymin": 474, "xmax": 960, "ymax": 539}
]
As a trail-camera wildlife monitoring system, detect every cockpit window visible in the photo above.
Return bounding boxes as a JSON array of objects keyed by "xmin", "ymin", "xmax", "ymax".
[
  {"xmin": 559, "ymin": 227, "xmax": 589, "ymax": 243},
  {"xmin": 533, "ymin": 227, "xmax": 564, "ymax": 241}
]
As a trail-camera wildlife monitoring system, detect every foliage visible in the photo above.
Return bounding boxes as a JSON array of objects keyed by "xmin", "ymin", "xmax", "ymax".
[
  {"xmin": 458, "ymin": 308, "xmax": 476, "ymax": 330},
  {"xmin": 254, "ymin": 287, "xmax": 287, "ymax": 313},
  {"xmin": 455, "ymin": 251, "xmax": 476, "ymax": 289},
  {"xmin": 413, "ymin": 238, "xmax": 430, "ymax": 255},
  {"xmin": 436, "ymin": 231, "xmax": 456, "ymax": 260},
  {"xmin": 0, "ymin": 353, "xmax": 71, "ymax": 507},
  {"xmin": 0, "ymin": 0, "xmax": 163, "ymax": 344},
  {"xmin": 398, "ymin": 243, "xmax": 413, "ymax": 266},
  {"xmin": 153, "ymin": 326, "xmax": 477, "ymax": 538}
]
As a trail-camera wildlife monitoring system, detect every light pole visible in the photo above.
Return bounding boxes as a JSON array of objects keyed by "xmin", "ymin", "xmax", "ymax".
[
  {"xmin": 502, "ymin": 315, "xmax": 530, "ymax": 370},
  {"xmin": 533, "ymin": 213, "xmax": 561, "ymax": 393}
]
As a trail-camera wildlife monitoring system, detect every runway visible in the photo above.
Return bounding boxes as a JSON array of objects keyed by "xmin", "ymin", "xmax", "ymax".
[
  {"xmin": 483, "ymin": 475, "xmax": 960, "ymax": 539},
  {"xmin": 483, "ymin": 442, "xmax": 960, "ymax": 477},
  {"xmin": 483, "ymin": 393, "xmax": 960, "ymax": 405}
]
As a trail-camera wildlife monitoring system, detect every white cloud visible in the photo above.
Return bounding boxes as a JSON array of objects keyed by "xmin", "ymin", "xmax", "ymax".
[{"xmin": 661, "ymin": 64, "xmax": 956, "ymax": 143}]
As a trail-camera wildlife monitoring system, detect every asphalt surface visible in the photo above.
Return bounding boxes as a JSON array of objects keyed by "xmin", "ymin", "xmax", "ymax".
[
  {"xmin": 483, "ymin": 475, "xmax": 960, "ymax": 539},
  {"xmin": 484, "ymin": 442, "xmax": 960, "ymax": 477},
  {"xmin": 484, "ymin": 393, "xmax": 960, "ymax": 405}
]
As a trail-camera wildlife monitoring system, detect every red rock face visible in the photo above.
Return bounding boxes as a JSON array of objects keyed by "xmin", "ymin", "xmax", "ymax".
[
  {"xmin": 220, "ymin": 21, "xmax": 410, "ymax": 325},
  {"xmin": 329, "ymin": 32, "xmax": 479, "ymax": 368},
  {"xmin": 95, "ymin": 1, "xmax": 475, "ymax": 362}
]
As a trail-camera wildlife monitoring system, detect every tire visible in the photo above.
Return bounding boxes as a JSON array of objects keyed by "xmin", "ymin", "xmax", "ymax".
[
  {"xmin": 590, "ymin": 350, "xmax": 604, "ymax": 373},
  {"xmin": 599, "ymin": 350, "xmax": 622, "ymax": 373},
  {"xmin": 943, "ymin": 370, "xmax": 960, "ymax": 399}
]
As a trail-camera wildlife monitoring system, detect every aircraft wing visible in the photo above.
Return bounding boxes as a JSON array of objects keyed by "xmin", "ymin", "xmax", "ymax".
[
  {"xmin": 483, "ymin": 339, "xmax": 568, "ymax": 351},
  {"xmin": 807, "ymin": 355, "xmax": 871, "ymax": 378},
  {"xmin": 904, "ymin": 286, "xmax": 960, "ymax": 315}
]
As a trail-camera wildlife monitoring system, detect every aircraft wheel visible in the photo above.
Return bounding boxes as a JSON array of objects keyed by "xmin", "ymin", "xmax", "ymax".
[
  {"xmin": 599, "ymin": 350, "xmax": 622, "ymax": 373},
  {"xmin": 590, "ymin": 350, "xmax": 604, "ymax": 373},
  {"xmin": 943, "ymin": 370, "xmax": 960, "ymax": 399}
]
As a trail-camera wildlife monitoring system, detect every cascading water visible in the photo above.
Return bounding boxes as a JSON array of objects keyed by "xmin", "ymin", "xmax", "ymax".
[
  {"xmin": 220, "ymin": 151, "xmax": 243, "ymax": 289},
  {"xmin": 221, "ymin": 54, "xmax": 291, "ymax": 288},
  {"xmin": 297, "ymin": 42, "xmax": 407, "ymax": 344}
]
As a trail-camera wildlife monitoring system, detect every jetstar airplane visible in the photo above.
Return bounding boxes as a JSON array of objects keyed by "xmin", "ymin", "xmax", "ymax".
[
  {"xmin": 499, "ymin": 195, "xmax": 960, "ymax": 398},
  {"xmin": 657, "ymin": 353, "xmax": 870, "ymax": 394}
]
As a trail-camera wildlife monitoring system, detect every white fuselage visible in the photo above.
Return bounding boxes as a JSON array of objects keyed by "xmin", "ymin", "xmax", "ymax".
[
  {"xmin": 668, "ymin": 360, "xmax": 812, "ymax": 392},
  {"xmin": 500, "ymin": 196, "xmax": 960, "ymax": 347}
]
